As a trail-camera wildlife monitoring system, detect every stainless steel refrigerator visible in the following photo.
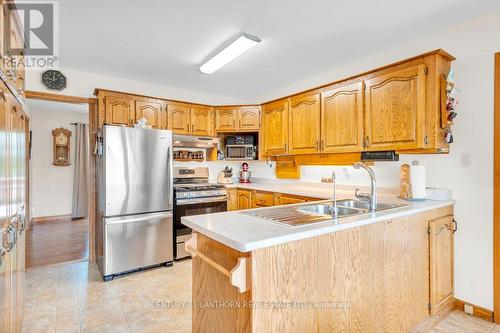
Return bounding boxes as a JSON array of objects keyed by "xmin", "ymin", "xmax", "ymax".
[{"xmin": 96, "ymin": 125, "xmax": 173, "ymax": 281}]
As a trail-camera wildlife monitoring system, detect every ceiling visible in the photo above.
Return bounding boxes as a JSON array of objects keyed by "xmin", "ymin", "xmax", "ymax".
[{"xmin": 53, "ymin": 0, "xmax": 499, "ymax": 101}]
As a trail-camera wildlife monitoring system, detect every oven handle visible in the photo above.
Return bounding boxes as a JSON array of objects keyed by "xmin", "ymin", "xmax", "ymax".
[{"xmin": 176, "ymin": 196, "xmax": 228, "ymax": 206}]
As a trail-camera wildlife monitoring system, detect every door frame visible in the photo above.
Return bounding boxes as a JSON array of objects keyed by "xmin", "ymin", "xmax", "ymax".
[
  {"xmin": 494, "ymin": 53, "xmax": 500, "ymax": 324},
  {"xmin": 25, "ymin": 90, "xmax": 98, "ymax": 261}
]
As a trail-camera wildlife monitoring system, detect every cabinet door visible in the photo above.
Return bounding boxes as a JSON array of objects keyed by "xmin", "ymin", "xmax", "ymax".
[
  {"xmin": 364, "ymin": 64, "xmax": 426, "ymax": 151},
  {"xmin": 262, "ymin": 99, "xmax": 288, "ymax": 156},
  {"xmin": 191, "ymin": 106, "xmax": 213, "ymax": 136},
  {"xmin": 227, "ymin": 188, "xmax": 238, "ymax": 211},
  {"xmin": 215, "ymin": 107, "xmax": 237, "ymax": 132},
  {"xmin": 105, "ymin": 96, "xmax": 135, "ymax": 126},
  {"xmin": 321, "ymin": 82, "xmax": 364, "ymax": 153},
  {"xmin": 252, "ymin": 191, "xmax": 275, "ymax": 208},
  {"xmin": 429, "ymin": 215, "xmax": 454, "ymax": 315},
  {"xmin": 238, "ymin": 107, "xmax": 260, "ymax": 131},
  {"xmin": 288, "ymin": 92, "xmax": 321, "ymax": 154},
  {"xmin": 168, "ymin": 103, "xmax": 191, "ymax": 134},
  {"xmin": 237, "ymin": 190, "xmax": 252, "ymax": 210},
  {"xmin": 135, "ymin": 100, "xmax": 163, "ymax": 129}
]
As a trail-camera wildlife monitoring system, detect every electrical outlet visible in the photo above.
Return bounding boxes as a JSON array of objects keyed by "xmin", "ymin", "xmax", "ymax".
[
  {"xmin": 461, "ymin": 153, "xmax": 472, "ymax": 168},
  {"xmin": 464, "ymin": 304, "xmax": 474, "ymax": 315}
]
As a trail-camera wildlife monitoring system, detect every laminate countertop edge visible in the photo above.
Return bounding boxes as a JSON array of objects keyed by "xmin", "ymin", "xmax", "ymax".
[{"xmin": 181, "ymin": 199, "xmax": 454, "ymax": 252}]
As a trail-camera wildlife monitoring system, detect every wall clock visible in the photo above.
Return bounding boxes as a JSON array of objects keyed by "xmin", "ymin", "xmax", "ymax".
[
  {"xmin": 52, "ymin": 128, "xmax": 71, "ymax": 166},
  {"xmin": 41, "ymin": 70, "xmax": 67, "ymax": 91}
]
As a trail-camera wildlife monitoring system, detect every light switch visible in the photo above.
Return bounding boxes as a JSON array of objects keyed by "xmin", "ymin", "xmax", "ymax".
[{"xmin": 461, "ymin": 153, "xmax": 472, "ymax": 168}]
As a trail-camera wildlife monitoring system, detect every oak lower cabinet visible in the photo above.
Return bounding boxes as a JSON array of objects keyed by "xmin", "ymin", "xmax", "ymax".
[
  {"xmin": 236, "ymin": 190, "xmax": 252, "ymax": 210},
  {"xmin": 190, "ymin": 205, "xmax": 454, "ymax": 333},
  {"xmin": 429, "ymin": 214, "xmax": 454, "ymax": 315},
  {"xmin": 288, "ymin": 92, "xmax": 321, "ymax": 154},
  {"xmin": 215, "ymin": 106, "xmax": 260, "ymax": 132},
  {"xmin": 168, "ymin": 102, "xmax": 191, "ymax": 134},
  {"xmin": 190, "ymin": 105, "xmax": 213, "ymax": 136},
  {"xmin": 262, "ymin": 99, "xmax": 288, "ymax": 156},
  {"xmin": 279, "ymin": 193, "xmax": 318, "ymax": 205},
  {"xmin": 135, "ymin": 100, "xmax": 166, "ymax": 129},
  {"xmin": 251, "ymin": 190, "xmax": 275, "ymax": 208},
  {"xmin": 227, "ymin": 188, "xmax": 238, "ymax": 211},
  {"xmin": 364, "ymin": 64, "xmax": 426, "ymax": 151},
  {"xmin": 105, "ymin": 96, "xmax": 135, "ymax": 126},
  {"xmin": 321, "ymin": 82, "xmax": 364, "ymax": 153}
]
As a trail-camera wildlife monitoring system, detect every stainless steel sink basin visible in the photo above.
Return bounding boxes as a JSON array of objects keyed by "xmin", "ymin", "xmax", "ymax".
[
  {"xmin": 335, "ymin": 199, "xmax": 403, "ymax": 211},
  {"xmin": 242, "ymin": 199, "xmax": 407, "ymax": 228},
  {"xmin": 297, "ymin": 204, "xmax": 364, "ymax": 216}
]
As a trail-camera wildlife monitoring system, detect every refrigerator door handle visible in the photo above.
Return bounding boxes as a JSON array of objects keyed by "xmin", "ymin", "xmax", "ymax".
[
  {"xmin": 105, "ymin": 211, "xmax": 173, "ymax": 225},
  {"xmin": 167, "ymin": 146, "xmax": 173, "ymax": 207}
]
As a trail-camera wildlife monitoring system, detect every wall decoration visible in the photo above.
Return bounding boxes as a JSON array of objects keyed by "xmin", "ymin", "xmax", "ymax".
[
  {"xmin": 52, "ymin": 127, "xmax": 71, "ymax": 166},
  {"xmin": 173, "ymin": 150, "xmax": 204, "ymax": 162}
]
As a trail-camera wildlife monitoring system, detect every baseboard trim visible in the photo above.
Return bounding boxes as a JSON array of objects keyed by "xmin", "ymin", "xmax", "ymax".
[
  {"xmin": 33, "ymin": 214, "xmax": 72, "ymax": 224},
  {"xmin": 454, "ymin": 298, "xmax": 494, "ymax": 322}
]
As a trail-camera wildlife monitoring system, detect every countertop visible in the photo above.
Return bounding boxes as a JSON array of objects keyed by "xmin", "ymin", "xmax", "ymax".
[{"xmin": 182, "ymin": 180, "xmax": 453, "ymax": 252}]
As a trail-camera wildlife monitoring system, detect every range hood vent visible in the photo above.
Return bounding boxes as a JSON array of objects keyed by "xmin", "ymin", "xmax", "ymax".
[
  {"xmin": 173, "ymin": 134, "xmax": 219, "ymax": 149},
  {"xmin": 361, "ymin": 151, "xmax": 399, "ymax": 162}
]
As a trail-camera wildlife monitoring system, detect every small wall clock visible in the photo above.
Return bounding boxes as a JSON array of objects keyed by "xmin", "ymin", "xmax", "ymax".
[
  {"xmin": 52, "ymin": 128, "xmax": 71, "ymax": 166},
  {"xmin": 41, "ymin": 70, "xmax": 67, "ymax": 91}
]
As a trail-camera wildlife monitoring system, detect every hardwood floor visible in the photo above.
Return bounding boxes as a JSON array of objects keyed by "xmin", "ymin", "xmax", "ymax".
[
  {"xmin": 20, "ymin": 260, "xmax": 498, "ymax": 333},
  {"xmin": 26, "ymin": 217, "xmax": 89, "ymax": 268}
]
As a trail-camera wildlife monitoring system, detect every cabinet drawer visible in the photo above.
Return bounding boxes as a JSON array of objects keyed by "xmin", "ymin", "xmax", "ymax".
[
  {"xmin": 252, "ymin": 191, "xmax": 275, "ymax": 207},
  {"xmin": 279, "ymin": 194, "xmax": 321, "ymax": 205}
]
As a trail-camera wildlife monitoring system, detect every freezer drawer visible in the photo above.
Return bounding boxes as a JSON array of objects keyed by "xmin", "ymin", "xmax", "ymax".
[{"xmin": 102, "ymin": 212, "xmax": 173, "ymax": 277}]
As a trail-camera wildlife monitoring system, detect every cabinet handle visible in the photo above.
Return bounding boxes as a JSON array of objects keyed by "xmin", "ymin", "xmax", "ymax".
[
  {"xmin": 284, "ymin": 143, "xmax": 287, "ymax": 152},
  {"xmin": 239, "ymin": 120, "xmax": 241, "ymax": 128},
  {"xmin": 233, "ymin": 120, "xmax": 236, "ymax": 128},
  {"xmin": 321, "ymin": 140, "xmax": 324, "ymax": 151},
  {"xmin": 316, "ymin": 140, "xmax": 319, "ymax": 150},
  {"xmin": 365, "ymin": 137, "xmax": 370, "ymax": 148},
  {"xmin": 453, "ymin": 219, "xmax": 457, "ymax": 233},
  {"xmin": 192, "ymin": 124, "xmax": 194, "ymax": 133},
  {"xmin": 0, "ymin": 90, "xmax": 5, "ymax": 101}
]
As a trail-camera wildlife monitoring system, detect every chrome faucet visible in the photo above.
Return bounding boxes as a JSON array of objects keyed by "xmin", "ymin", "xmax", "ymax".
[
  {"xmin": 329, "ymin": 171, "xmax": 339, "ymax": 219},
  {"xmin": 353, "ymin": 162, "xmax": 377, "ymax": 212}
]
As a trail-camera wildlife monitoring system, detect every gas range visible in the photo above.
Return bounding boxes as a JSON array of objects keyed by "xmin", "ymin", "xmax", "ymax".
[{"xmin": 174, "ymin": 183, "xmax": 227, "ymax": 200}]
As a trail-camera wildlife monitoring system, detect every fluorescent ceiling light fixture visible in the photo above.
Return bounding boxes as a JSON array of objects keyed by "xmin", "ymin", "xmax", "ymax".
[{"xmin": 200, "ymin": 33, "xmax": 261, "ymax": 74}]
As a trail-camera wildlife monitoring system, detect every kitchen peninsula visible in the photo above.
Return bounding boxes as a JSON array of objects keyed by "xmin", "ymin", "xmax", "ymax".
[{"xmin": 182, "ymin": 183, "xmax": 455, "ymax": 333}]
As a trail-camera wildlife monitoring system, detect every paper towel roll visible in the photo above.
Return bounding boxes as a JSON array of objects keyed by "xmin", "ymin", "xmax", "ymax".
[{"xmin": 410, "ymin": 165, "xmax": 426, "ymax": 199}]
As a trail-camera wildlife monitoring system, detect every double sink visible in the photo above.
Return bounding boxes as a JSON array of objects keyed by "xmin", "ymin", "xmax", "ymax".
[{"xmin": 243, "ymin": 199, "xmax": 406, "ymax": 227}]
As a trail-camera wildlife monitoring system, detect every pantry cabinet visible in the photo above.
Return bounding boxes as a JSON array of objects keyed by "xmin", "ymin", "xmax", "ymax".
[
  {"xmin": 288, "ymin": 92, "xmax": 321, "ymax": 154},
  {"xmin": 429, "ymin": 214, "xmax": 454, "ymax": 315},
  {"xmin": 191, "ymin": 105, "xmax": 213, "ymax": 136},
  {"xmin": 237, "ymin": 189, "xmax": 252, "ymax": 210},
  {"xmin": 321, "ymin": 82, "xmax": 364, "ymax": 153},
  {"xmin": 262, "ymin": 99, "xmax": 288, "ymax": 156},
  {"xmin": 364, "ymin": 64, "xmax": 426, "ymax": 151},
  {"xmin": 215, "ymin": 106, "xmax": 260, "ymax": 132}
]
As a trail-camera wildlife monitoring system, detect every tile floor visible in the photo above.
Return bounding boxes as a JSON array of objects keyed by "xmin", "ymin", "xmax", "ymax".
[{"xmin": 21, "ymin": 260, "xmax": 499, "ymax": 333}]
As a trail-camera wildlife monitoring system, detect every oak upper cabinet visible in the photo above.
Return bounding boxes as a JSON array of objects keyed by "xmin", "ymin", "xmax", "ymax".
[
  {"xmin": 215, "ymin": 107, "xmax": 238, "ymax": 132},
  {"xmin": 135, "ymin": 100, "xmax": 165, "ymax": 129},
  {"xmin": 364, "ymin": 64, "xmax": 426, "ymax": 151},
  {"xmin": 191, "ymin": 105, "xmax": 213, "ymax": 136},
  {"xmin": 168, "ymin": 102, "xmax": 191, "ymax": 134},
  {"xmin": 288, "ymin": 92, "xmax": 321, "ymax": 154},
  {"xmin": 237, "ymin": 189, "xmax": 252, "ymax": 210},
  {"xmin": 238, "ymin": 106, "xmax": 260, "ymax": 131},
  {"xmin": 227, "ymin": 188, "xmax": 238, "ymax": 211},
  {"xmin": 262, "ymin": 99, "xmax": 288, "ymax": 156},
  {"xmin": 105, "ymin": 96, "xmax": 135, "ymax": 126},
  {"xmin": 429, "ymin": 214, "xmax": 454, "ymax": 315},
  {"xmin": 321, "ymin": 82, "xmax": 364, "ymax": 153}
]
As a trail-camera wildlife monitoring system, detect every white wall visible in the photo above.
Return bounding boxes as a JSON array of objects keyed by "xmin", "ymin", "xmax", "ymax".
[
  {"xmin": 25, "ymin": 67, "xmax": 246, "ymax": 106},
  {"xmin": 29, "ymin": 100, "xmax": 88, "ymax": 218},
  {"xmin": 252, "ymin": 11, "xmax": 500, "ymax": 310}
]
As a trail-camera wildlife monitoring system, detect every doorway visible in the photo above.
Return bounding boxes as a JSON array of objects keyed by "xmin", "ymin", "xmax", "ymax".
[{"xmin": 24, "ymin": 93, "xmax": 94, "ymax": 268}]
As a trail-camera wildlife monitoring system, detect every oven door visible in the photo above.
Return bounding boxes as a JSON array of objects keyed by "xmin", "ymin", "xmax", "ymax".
[{"xmin": 174, "ymin": 196, "xmax": 227, "ymax": 259}]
